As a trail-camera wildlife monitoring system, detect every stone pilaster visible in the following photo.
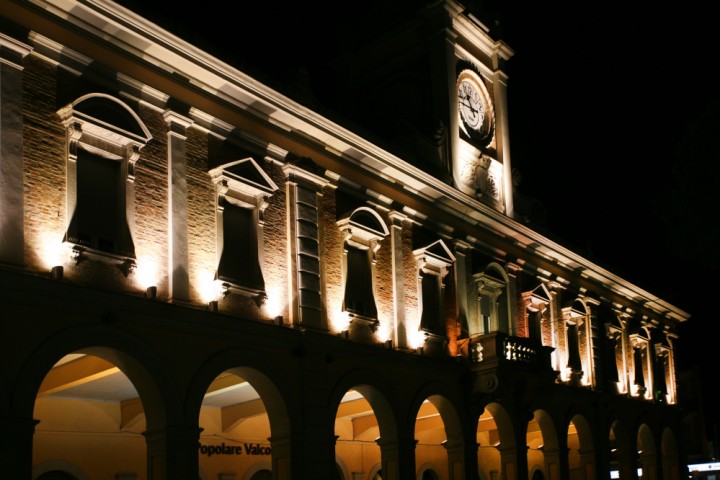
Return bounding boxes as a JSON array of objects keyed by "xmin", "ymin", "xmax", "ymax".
[
  {"xmin": 163, "ymin": 110, "xmax": 193, "ymax": 303},
  {"xmin": 144, "ymin": 424, "xmax": 202, "ymax": 480},
  {"xmin": 283, "ymin": 162, "xmax": 329, "ymax": 330},
  {"xmin": 0, "ymin": 33, "xmax": 31, "ymax": 265},
  {"xmin": 389, "ymin": 211, "xmax": 407, "ymax": 348}
]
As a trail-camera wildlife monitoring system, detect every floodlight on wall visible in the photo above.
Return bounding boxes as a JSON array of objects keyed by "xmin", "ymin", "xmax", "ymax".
[
  {"xmin": 145, "ymin": 286, "xmax": 157, "ymax": 300},
  {"xmin": 384, "ymin": 339, "xmax": 393, "ymax": 349},
  {"xmin": 50, "ymin": 265, "xmax": 63, "ymax": 280},
  {"xmin": 274, "ymin": 315, "xmax": 284, "ymax": 326},
  {"xmin": 208, "ymin": 300, "xmax": 218, "ymax": 312}
]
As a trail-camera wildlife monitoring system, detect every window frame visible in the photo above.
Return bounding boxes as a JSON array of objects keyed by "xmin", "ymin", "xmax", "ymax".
[
  {"xmin": 413, "ymin": 239, "xmax": 455, "ymax": 337},
  {"xmin": 209, "ymin": 157, "xmax": 278, "ymax": 304},
  {"xmin": 57, "ymin": 93, "xmax": 151, "ymax": 273},
  {"xmin": 337, "ymin": 207, "xmax": 389, "ymax": 323}
]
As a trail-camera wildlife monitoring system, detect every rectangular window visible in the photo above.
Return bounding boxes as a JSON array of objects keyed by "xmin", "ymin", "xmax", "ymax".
[
  {"xmin": 67, "ymin": 150, "xmax": 133, "ymax": 256},
  {"xmin": 218, "ymin": 203, "xmax": 264, "ymax": 292},
  {"xmin": 420, "ymin": 273, "xmax": 441, "ymax": 333},
  {"xmin": 344, "ymin": 246, "xmax": 377, "ymax": 319}
]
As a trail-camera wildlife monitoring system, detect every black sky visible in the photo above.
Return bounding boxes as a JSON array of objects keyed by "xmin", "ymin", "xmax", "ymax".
[{"xmin": 118, "ymin": 1, "xmax": 719, "ymax": 372}]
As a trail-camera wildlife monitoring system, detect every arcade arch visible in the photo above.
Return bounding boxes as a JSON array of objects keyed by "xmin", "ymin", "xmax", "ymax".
[{"xmin": 32, "ymin": 352, "xmax": 150, "ymax": 479}]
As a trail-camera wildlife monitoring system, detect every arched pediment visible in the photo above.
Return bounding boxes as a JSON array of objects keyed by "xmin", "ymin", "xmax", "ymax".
[
  {"xmin": 348, "ymin": 207, "xmax": 389, "ymax": 237},
  {"xmin": 58, "ymin": 93, "xmax": 152, "ymax": 145}
]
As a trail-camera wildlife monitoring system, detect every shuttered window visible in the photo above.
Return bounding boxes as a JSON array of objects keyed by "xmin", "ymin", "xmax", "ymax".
[
  {"xmin": 344, "ymin": 245, "xmax": 377, "ymax": 319},
  {"xmin": 218, "ymin": 203, "xmax": 264, "ymax": 291},
  {"xmin": 420, "ymin": 273, "xmax": 441, "ymax": 333},
  {"xmin": 66, "ymin": 150, "xmax": 134, "ymax": 256}
]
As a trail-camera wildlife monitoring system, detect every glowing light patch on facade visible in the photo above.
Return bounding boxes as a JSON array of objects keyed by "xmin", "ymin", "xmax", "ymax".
[
  {"xmin": 40, "ymin": 232, "xmax": 68, "ymax": 269},
  {"xmin": 263, "ymin": 285, "xmax": 284, "ymax": 319},
  {"xmin": 407, "ymin": 328, "xmax": 426, "ymax": 350},
  {"xmin": 374, "ymin": 321, "xmax": 392, "ymax": 343},
  {"xmin": 196, "ymin": 271, "xmax": 221, "ymax": 304},
  {"xmin": 330, "ymin": 310, "xmax": 351, "ymax": 333},
  {"xmin": 135, "ymin": 258, "xmax": 158, "ymax": 290}
]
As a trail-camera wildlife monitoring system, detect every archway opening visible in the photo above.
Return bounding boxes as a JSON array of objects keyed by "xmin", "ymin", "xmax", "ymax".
[
  {"xmin": 334, "ymin": 389, "xmax": 382, "ymax": 479},
  {"xmin": 33, "ymin": 353, "xmax": 146, "ymax": 479},
  {"xmin": 198, "ymin": 370, "xmax": 272, "ymax": 479},
  {"xmin": 414, "ymin": 399, "xmax": 447, "ymax": 477},
  {"xmin": 476, "ymin": 406, "xmax": 502, "ymax": 480}
]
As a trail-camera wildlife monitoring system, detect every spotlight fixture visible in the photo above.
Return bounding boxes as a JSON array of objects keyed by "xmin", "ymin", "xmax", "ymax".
[
  {"xmin": 145, "ymin": 286, "xmax": 157, "ymax": 300},
  {"xmin": 50, "ymin": 265, "xmax": 63, "ymax": 280}
]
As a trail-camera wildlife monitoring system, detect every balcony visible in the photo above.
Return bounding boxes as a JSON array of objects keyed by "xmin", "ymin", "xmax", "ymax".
[{"xmin": 463, "ymin": 332, "xmax": 557, "ymax": 394}]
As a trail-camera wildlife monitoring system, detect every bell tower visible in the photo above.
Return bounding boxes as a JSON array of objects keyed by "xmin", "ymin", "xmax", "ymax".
[{"xmin": 326, "ymin": 0, "xmax": 515, "ymax": 215}]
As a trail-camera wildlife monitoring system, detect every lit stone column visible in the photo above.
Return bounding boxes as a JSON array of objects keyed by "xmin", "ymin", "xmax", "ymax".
[
  {"xmin": 582, "ymin": 297, "xmax": 601, "ymax": 388},
  {"xmin": 163, "ymin": 110, "xmax": 193, "ymax": 303},
  {"xmin": 376, "ymin": 435, "xmax": 416, "ymax": 480},
  {"xmin": 579, "ymin": 448, "xmax": 596, "ymax": 480},
  {"xmin": 491, "ymin": 57, "xmax": 514, "ymax": 217},
  {"xmin": 282, "ymin": 161, "xmax": 329, "ymax": 330},
  {"xmin": 389, "ymin": 211, "xmax": 407, "ymax": 348},
  {"xmin": 0, "ymin": 417, "xmax": 38, "ymax": 479},
  {"xmin": 616, "ymin": 450, "xmax": 639, "ymax": 480},
  {"xmin": 505, "ymin": 263, "xmax": 521, "ymax": 336},
  {"xmin": 498, "ymin": 444, "xmax": 524, "ymax": 480},
  {"xmin": 144, "ymin": 424, "xmax": 201, "ymax": 480},
  {"xmin": 541, "ymin": 446, "xmax": 566, "ymax": 480},
  {"xmin": 0, "ymin": 34, "xmax": 31, "ymax": 265},
  {"xmin": 444, "ymin": 439, "xmax": 473, "ymax": 479},
  {"xmin": 267, "ymin": 434, "xmax": 294, "ymax": 480},
  {"xmin": 296, "ymin": 406, "xmax": 338, "ymax": 479},
  {"xmin": 453, "ymin": 240, "xmax": 473, "ymax": 339}
]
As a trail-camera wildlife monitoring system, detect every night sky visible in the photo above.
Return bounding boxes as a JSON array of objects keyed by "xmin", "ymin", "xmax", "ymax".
[{"xmin": 118, "ymin": 0, "xmax": 719, "ymax": 413}]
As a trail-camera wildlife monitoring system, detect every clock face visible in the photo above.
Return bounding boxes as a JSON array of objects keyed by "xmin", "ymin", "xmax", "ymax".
[
  {"xmin": 458, "ymin": 79, "xmax": 484, "ymax": 129},
  {"xmin": 456, "ymin": 69, "xmax": 494, "ymax": 144}
]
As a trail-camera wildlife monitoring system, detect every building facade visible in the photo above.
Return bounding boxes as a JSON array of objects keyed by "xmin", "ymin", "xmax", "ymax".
[{"xmin": 0, "ymin": 1, "xmax": 690, "ymax": 479}]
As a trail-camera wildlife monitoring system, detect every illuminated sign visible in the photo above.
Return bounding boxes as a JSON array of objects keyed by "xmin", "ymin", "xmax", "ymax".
[
  {"xmin": 689, "ymin": 463, "xmax": 720, "ymax": 472},
  {"xmin": 611, "ymin": 468, "xmax": 642, "ymax": 479},
  {"xmin": 198, "ymin": 442, "xmax": 271, "ymax": 457}
]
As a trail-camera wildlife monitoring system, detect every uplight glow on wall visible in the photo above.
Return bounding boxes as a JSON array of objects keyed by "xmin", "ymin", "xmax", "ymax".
[
  {"xmin": 263, "ymin": 285, "xmax": 284, "ymax": 319},
  {"xmin": 330, "ymin": 310, "xmax": 351, "ymax": 334},
  {"xmin": 197, "ymin": 271, "xmax": 222, "ymax": 304},
  {"xmin": 40, "ymin": 232, "xmax": 68, "ymax": 270},
  {"xmin": 135, "ymin": 258, "xmax": 158, "ymax": 290}
]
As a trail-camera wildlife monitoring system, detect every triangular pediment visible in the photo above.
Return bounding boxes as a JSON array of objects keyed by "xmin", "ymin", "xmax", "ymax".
[
  {"xmin": 422, "ymin": 240, "xmax": 455, "ymax": 264},
  {"xmin": 209, "ymin": 157, "xmax": 278, "ymax": 196}
]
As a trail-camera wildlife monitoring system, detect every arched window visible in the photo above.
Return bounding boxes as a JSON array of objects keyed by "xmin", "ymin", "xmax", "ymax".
[
  {"xmin": 57, "ymin": 93, "xmax": 151, "ymax": 267},
  {"xmin": 337, "ymin": 207, "xmax": 388, "ymax": 321}
]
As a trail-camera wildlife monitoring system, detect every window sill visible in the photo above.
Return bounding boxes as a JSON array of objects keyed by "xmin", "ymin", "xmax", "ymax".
[
  {"xmin": 220, "ymin": 281, "xmax": 267, "ymax": 307},
  {"xmin": 70, "ymin": 244, "xmax": 136, "ymax": 276}
]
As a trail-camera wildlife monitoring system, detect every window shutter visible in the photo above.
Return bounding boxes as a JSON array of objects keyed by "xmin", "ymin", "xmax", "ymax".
[
  {"xmin": 344, "ymin": 246, "xmax": 377, "ymax": 319},
  {"xmin": 75, "ymin": 151, "xmax": 120, "ymax": 252},
  {"xmin": 420, "ymin": 274, "xmax": 441, "ymax": 333},
  {"xmin": 218, "ymin": 204, "xmax": 264, "ymax": 291}
]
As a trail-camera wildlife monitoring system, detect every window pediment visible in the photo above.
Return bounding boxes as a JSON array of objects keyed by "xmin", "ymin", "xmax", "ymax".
[
  {"xmin": 57, "ymin": 93, "xmax": 151, "ymax": 148},
  {"xmin": 414, "ymin": 239, "xmax": 454, "ymax": 275},
  {"xmin": 209, "ymin": 157, "xmax": 278, "ymax": 200},
  {"xmin": 337, "ymin": 207, "xmax": 388, "ymax": 247}
]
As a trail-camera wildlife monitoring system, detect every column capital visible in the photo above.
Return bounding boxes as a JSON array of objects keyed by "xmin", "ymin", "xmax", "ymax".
[
  {"xmin": 282, "ymin": 162, "xmax": 329, "ymax": 188},
  {"xmin": 163, "ymin": 109, "xmax": 193, "ymax": 133}
]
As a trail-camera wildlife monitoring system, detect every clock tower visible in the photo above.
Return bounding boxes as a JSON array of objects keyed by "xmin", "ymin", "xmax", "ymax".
[{"xmin": 325, "ymin": 0, "xmax": 515, "ymax": 215}]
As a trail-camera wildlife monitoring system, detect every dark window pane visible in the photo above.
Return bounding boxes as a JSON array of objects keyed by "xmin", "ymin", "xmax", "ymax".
[
  {"xmin": 218, "ymin": 204, "xmax": 264, "ymax": 290},
  {"xmin": 344, "ymin": 246, "xmax": 376, "ymax": 318}
]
